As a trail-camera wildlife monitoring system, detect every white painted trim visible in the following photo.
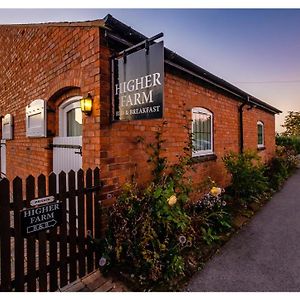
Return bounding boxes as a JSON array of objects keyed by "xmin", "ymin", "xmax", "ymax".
[
  {"xmin": 2, "ymin": 114, "xmax": 13, "ymax": 140},
  {"xmin": 58, "ymin": 96, "xmax": 82, "ymax": 137},
  {"xmin": 191, "ymin": 107, "xmax": 214, "ymax": 157},
  {"xmin": 1, "ymin": 139, "xmax": 6, "ymax": 177},
  {"xmin": 257, "ymin": 120, "xmax": 265, "ymax": 148},
  {"xmin": 26, "ymin": 99, "xmax": 47, "ymax": 138}
]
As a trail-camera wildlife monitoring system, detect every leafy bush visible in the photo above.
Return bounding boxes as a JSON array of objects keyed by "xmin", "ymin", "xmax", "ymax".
[
  {"xmin": 99, "ymin": 181, "xmax": 195, "ymax": 288},
  {"xmin": 276, "ymin": 134, "xmax": 300, "ymax": 154},
  {"xmin": 222, "ymin": 151, "xmax": 269, "ymax": 204},
  {"xmin": 97, "ymin": 121, "xmax": 234, "ymax": 290},
  {"xmin": 265, "ymin": 146, "xmax": 299, "ymax": 190},
  {"xmin": 187, "ymin": 182, "xmax": 231, "ymax": 247},
  {"xmin": 97, "ymin": 125, "xmax": 198, "ymax": 290}
]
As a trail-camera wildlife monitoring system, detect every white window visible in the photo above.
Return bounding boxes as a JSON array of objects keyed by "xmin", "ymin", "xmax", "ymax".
[
  {"xmin": 192, "ymin": 107, "xmax": 213, "ymax": 157},
  {"xmin": 26, "ymin": 99, "xmax": 47, "ymax": 137},
  {"xmin": 59, "ymin": 96, "xmax": 82, "ymax": 137},
  {"xmin": 1, "ymin": 114, "xmax": 13, "ymax": 140},
  {"xmin": 257, "ymin": 121, "xmax": 264, "ymax": 148}
]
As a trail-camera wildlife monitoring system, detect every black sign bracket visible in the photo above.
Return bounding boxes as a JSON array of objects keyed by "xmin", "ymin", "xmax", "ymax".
[
  {"xmin": 145, "ymin": 39, "xmax": 150, "ymax": 55},
  {"xmin": 112, "ymin": 32, "xmax": 164, "ymax": 59}
]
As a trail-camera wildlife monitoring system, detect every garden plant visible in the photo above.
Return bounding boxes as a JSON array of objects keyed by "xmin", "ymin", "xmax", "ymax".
[{"xmin": 95, "ymin": 123, "xmax": 299, "ymax": 291}]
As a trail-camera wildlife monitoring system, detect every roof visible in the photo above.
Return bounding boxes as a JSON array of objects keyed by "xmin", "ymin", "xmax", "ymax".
[
  {"xmin": 1, "ymin": 15, "xmax": 281, "ymax": 114},
  {"xmin": 103, "ymin": 14, "xmax": 282, "ymax": 115},
  {"xmin": 0, "ymin": 19, "xmax": 105, "ymax": 28}
]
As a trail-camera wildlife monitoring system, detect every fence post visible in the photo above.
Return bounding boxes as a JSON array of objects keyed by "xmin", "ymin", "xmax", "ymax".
[
  {"xmin": 26, "ymin": 175, "xmax": 37, "ymax": 291},
  {"xmin": 94, "ymin": 167, "xmax": 101, "ymax": 265},
  {"xmin": 37, "ymin": 174, "xmax": 47, "ymax": 291},
  {"xmin": 86, "ymin": 168, "xmax": 94, "ymax": 273},
  {"xmin": 77, "ymin": 169, "xmax": 86, "ymax": 278},
  {"xmin": 0, "ymin": 178, "xmax": 11, "ymax": 291},
  {"xmin": 13, "ymin": 176, "xmax": 25, "ymax": 291},
  {"xmin": 48, "ymin": 172, "xmax": 58, "ymax": 291},
  {"xmin": 68, "ymin": 170, "xmax": 77, "ymax": 282},
  {"xmin": 59, "ymin": 171, "xmax": 68, "ymax": 288}
]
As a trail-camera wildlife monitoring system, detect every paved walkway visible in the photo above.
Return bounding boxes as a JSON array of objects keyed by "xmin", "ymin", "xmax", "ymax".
[
  {"xmin": 187, "ymin": 167, "xmax": 300, "ymax": 292},
  {"xmin": 59, "ymin": 270, "xmax": 128, "ymax": 292}
]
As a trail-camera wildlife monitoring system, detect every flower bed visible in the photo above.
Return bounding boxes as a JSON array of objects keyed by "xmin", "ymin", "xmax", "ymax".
[{"xmin": 94, "ymin": 128, "xmax": 300, "ymax": 291}]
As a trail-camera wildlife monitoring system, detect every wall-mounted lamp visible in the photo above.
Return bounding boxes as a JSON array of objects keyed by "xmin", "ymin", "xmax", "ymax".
[{"xmin": 80, "ymin": 94, "xmax": 93, "ymax": 115}]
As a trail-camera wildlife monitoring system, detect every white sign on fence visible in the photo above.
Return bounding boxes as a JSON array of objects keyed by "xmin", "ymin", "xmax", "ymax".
[{"xmin": 30, "ymin": 195, "xmax": 55, "ymax": 207}]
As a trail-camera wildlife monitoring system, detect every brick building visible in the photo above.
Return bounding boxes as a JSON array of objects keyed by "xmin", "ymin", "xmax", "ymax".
[{"xmin": 0, "ymin": 14, "xmax": 281, "ymax": 202}]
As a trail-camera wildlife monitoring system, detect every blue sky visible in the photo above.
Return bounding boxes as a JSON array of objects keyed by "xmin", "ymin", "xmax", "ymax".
[{"xmin": 1, "ymin": 8, "xmax": 299, "ymax": 132}]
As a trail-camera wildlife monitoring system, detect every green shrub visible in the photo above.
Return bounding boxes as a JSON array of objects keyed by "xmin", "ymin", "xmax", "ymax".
[
  {"xmin": 97, "ymin": 121, "xmax": 235, "ymax": 290},
  {"xmin": 97, "ymin": 125, "xmax": 198, "ymax": 290},
  {"xmin": 189, "ymin": 190, "xmax": 232, "ymax": 246},
  {"xmin": 276, "ymin": 135, "xmax": 300, "ymax": 154},
  {"xmin": 265, "ymin": 146, "xmax": 299, "ymax": 190},
  {"xmin": 265, "ymin": 156, "xmax": 288, "ymax": 190},
  {"xmin": 98, "ymin": 181, "xmax": 195, "ymax": 288},
  {"xmin": 222, "ymin": 151, "xmax": 269, "ymax": 204}
]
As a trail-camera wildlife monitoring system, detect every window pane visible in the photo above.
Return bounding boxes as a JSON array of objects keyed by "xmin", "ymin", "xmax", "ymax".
[
  {"xmin": 192, "ymin": 111, "xmax": 212, "ymax": 152},
  {"xmin": 258, "ymin": 124, "xmax": 263, "ymax": 145},
  {"xmin": 67, "ymin": 108, "xmax": 82, "ymax": 137}
]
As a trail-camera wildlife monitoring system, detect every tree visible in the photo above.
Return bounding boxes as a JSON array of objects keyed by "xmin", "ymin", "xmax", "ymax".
[{"xmin": 282, "ymin": 111, "xmax": 300, "ymax": 137}]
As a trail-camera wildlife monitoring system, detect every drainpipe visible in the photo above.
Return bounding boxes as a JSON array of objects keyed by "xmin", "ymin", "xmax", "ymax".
[
  {"xmin": 0, "ymin": 115, "xmax": 3, "ymax": 138},
  {"xmin": 239, "ymin": 96, "xmax": 250, "ymax": 153}
]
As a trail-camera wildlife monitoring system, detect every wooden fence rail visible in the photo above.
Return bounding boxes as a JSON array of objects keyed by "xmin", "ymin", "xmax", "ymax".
[{"xmin": 0, "ymin": 168, "xmax": 102, "ymax": 292}]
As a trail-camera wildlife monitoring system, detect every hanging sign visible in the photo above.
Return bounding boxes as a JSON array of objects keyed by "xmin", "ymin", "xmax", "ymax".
[
  {"xmin": 21, "ymin": 201, "xmax": 61, "ymax": 236},
  {"xmin": 113, "ymin": 41, "xmax": 164, "ymax": 121}
]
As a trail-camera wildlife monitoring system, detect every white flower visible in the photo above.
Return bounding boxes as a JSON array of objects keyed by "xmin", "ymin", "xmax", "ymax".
[
  {"xmin": 186, "ymin": 240, "xmax": 192, "ymax": 247},
  {"xmin": 99, "ymin": 257, "xmax": 107, "ymax": 267},
  {"xmin": 179, "ymin": 235, "xmax": 187, "ymax": 244}
]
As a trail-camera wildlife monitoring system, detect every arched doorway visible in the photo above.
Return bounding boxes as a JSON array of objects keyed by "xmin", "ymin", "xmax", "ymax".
[{"xmin": 53, "ymin": 96, "xmax": 83, "ymax": 174}]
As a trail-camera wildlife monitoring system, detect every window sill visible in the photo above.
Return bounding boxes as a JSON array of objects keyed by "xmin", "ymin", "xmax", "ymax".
[
  {"xmin": 191, "ymin": 153, "xmax": 217, "ymax": 164},
  {"xmin": 257, "ymin": 146, "xmax": 266, "ymax": 151}
]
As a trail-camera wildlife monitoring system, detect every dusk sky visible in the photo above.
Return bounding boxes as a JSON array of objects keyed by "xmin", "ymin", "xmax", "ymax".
[{"xmin": 1, "ymin": 8, "xmax": 299, "ymax": 132}]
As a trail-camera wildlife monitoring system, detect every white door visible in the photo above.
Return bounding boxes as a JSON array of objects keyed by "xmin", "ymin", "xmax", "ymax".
[
  {"xmin": 53, "ymin": 96, "xmax": 83, "ymax": 175},
  {"xmin": 0, "ymin": 140, "xmax": 6, "ymax": 177}
]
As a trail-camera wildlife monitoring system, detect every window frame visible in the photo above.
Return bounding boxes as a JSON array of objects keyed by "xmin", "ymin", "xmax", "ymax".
[
  {"xmin": 58, "ymin": 96, "xmax": 82, "ymax": 137},
  {"xmin": 257, "ymin": 120, "xmax": 265, "ymax": 148},
  {"xmin": 191, "ymin": 107, "xmax": 214, "ymax": 157}
]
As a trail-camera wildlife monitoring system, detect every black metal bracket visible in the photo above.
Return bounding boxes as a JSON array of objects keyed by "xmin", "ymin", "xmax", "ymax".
[
  {"xmin": 46, "ymin": 143, "xmax": 82, "ymax": 151},
  {"xmin": 111, "ymin": 32, "xmax": 163, "ymax": 59},
  {"xmin": 145, "ymin": 39, "xmax": 150, "ymax": 55}
]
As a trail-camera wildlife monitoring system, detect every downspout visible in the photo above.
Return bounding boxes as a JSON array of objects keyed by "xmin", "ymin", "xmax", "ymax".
[{"xmin": 239, "ymin": 96, "xmax": 250, "ymax": 153}]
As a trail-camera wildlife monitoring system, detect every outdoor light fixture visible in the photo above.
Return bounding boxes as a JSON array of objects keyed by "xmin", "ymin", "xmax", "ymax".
[{"xmin": 80, "ymin": 94, "xmax": 93, "ymax": 115}]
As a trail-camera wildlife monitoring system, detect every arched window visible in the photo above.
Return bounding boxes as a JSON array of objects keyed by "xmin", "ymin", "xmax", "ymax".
[
  {"xmin": 257, "ymin": 121, "xmax": 265, "ymax": 148},
  {"xmin": 59, "ymin": 96, "xmax": 82, "ymax": 137},
  {"xmin": 192, "ymin": 107, "xmax": 213, "ymax": 157}
]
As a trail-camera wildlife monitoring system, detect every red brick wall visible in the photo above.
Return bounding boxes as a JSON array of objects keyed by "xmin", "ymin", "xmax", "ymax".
[
  {"xmin": 0, "ymin": 25, "xmax": 101, "ymax": 179},
  {"xmin": 243, "ymin": 107, "xmax": 276, "ymax": 161},
  {"xmin": 98, "ymin": 36, "xmax": 276, "ymax": 203},
  {"xmin": 0, "ymin": 25, "xmax": 276, "ymax": 200}
]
